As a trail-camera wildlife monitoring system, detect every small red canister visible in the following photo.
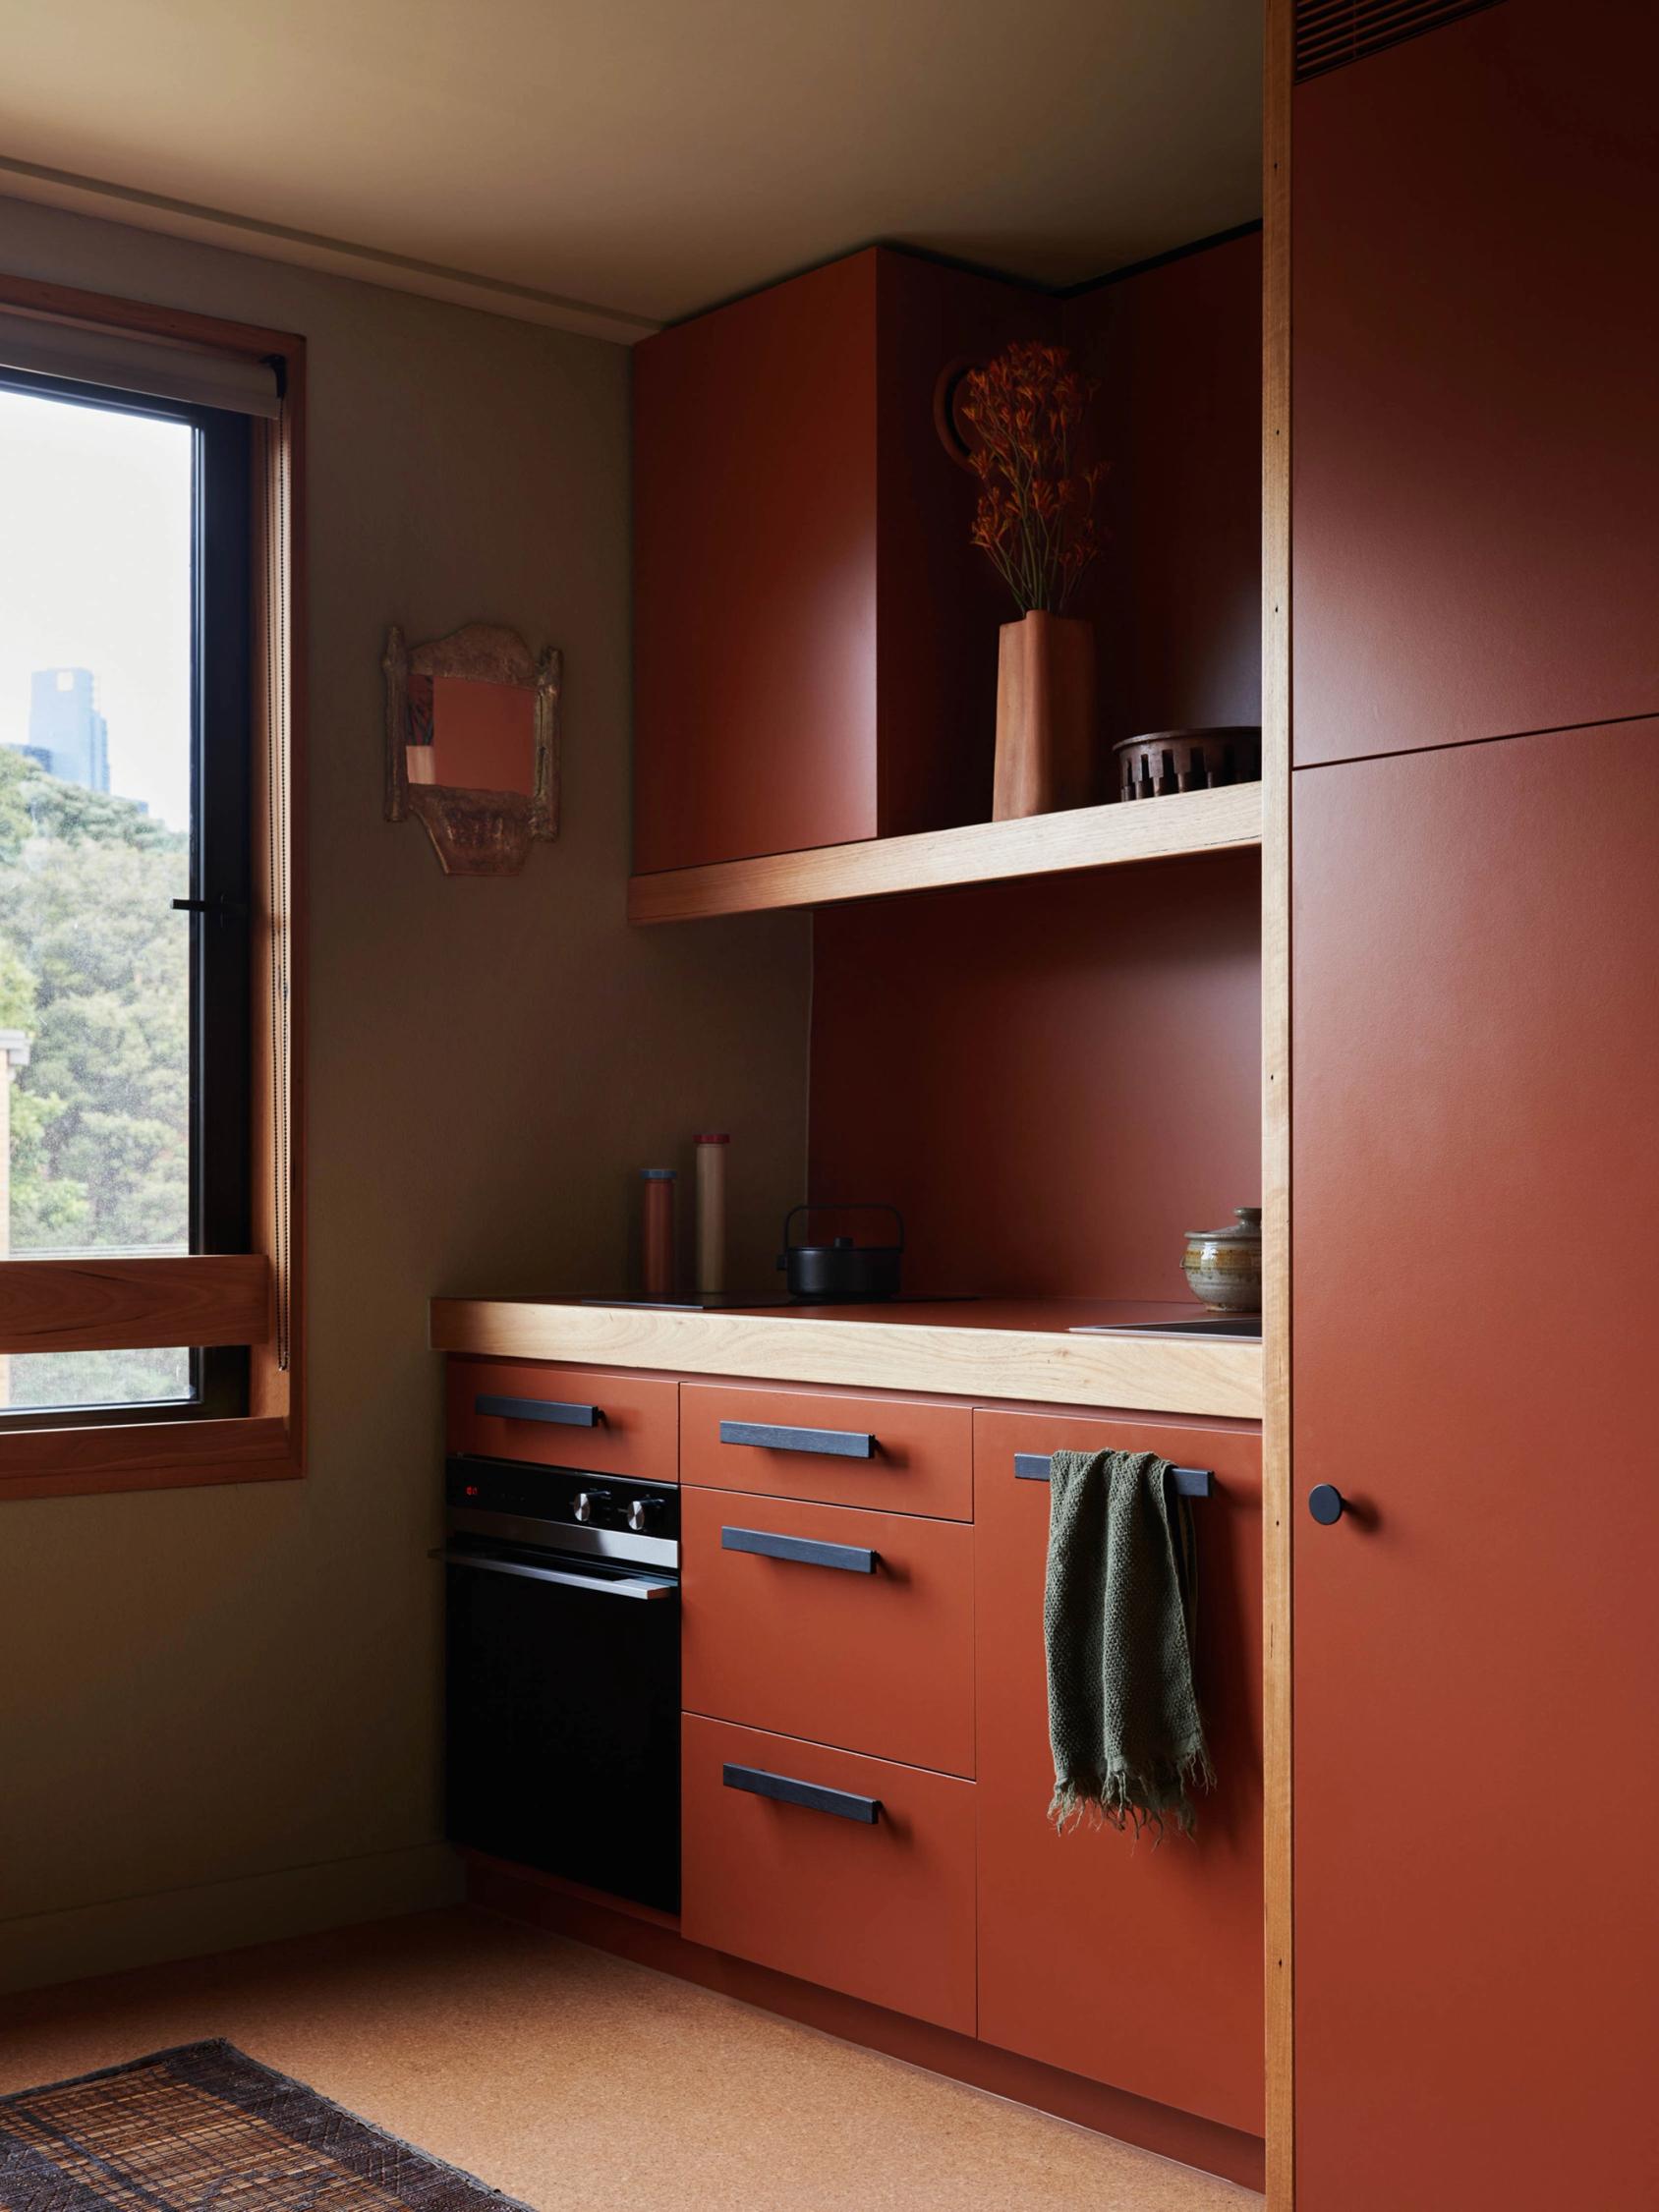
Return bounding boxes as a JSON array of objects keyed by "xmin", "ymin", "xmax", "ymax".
[{"xmin": 640, "ymin": 1168, "xmax": 676, "ymax": 1301}]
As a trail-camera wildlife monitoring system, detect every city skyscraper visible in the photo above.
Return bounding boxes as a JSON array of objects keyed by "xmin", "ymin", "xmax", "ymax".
[{"xmin": 26, "ymin": 667, "xmax": 110, "ymax": 793}]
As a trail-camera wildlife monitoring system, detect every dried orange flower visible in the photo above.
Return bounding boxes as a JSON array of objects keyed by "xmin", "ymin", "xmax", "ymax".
[{"xmin": 958, "ymin": 341, "xmax": 1106, "ymax": 613}]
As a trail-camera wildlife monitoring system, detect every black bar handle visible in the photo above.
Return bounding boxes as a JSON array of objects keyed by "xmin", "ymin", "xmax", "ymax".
[
  {"xmin": 719, "ymin": 1418, "xmax": 875, "ymax": 1459},
  {"xmin": 722, "ymin": 1762, "xmax": 881, "ymax": 1825},
  {"xmin": 721, "ymin": 1525, "xmax": 878, "ymax": 1574},
  {"xmin": 477, "ymin": 1393, "xmax": 601, "ymax": 1429},
  {"xmin": 1013, "ymin": 1452, "xmax": 1214, "ymax": 1498}
]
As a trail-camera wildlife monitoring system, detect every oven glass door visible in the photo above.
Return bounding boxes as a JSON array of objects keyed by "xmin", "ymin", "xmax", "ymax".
[{"xmin": 442, "ymin": 1541, "xmax": 680, "ymax": 1912}]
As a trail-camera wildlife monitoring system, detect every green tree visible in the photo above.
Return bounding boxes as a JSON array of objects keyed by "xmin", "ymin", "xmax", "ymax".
[
  {"xmin": 0, "ymin": 745, "xmax": 189, "ymax": 1251},
  {"xmin": 1, "ymin": 746, "xmax": 193, "ymax": 1407}
]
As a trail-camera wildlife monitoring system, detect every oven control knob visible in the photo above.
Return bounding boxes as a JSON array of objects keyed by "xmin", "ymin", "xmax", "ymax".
[
  {"xmin": 572, "ymin": 1489, "xmax": 611, "ymax": 1523},
  {"xmin": 625, "ymin": 1497, "xmax": 663, "ymax": 1533}
]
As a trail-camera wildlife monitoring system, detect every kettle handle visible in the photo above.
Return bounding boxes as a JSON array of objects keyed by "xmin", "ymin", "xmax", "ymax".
[{"xmin": 780, "ymin": 1203, "xmax": 905, "ymax": 1254}]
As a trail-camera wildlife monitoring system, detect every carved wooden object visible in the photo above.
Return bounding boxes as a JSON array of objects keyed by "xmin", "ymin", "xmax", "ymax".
[{"xmin": 383, "ymin": 621, "xmax": 561, "ymax": 876}]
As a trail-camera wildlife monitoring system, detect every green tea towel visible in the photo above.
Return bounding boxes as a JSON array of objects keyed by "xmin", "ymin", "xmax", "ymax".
[{"xmin": 1045, "ymin": 1448, "xmax": 1214, "ymax": 1839}]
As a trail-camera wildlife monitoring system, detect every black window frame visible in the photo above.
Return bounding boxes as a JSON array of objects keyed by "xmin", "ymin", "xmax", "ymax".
[{"xmin": 0, "ymin": 365, "xmax": 253, "ymax": 1428}]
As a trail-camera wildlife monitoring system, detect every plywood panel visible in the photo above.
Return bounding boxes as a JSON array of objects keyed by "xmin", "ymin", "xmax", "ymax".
[
  {"xmin": 627, "ymin": 783, "xmax": 1262, "ymax": 921},
  {"xmin": 429, "ymin": 1298, "xmax": 1264, "ymax": 1420},
  {"xmin": 1260, "ymin": 2, "xmax": 1294, "ymax": 2196}
]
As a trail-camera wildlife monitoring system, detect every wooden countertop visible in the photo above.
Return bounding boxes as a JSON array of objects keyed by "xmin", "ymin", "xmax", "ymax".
[{"xmin": 429, "ymin": 1296, "xmax": 1262, "ymax": 1422}]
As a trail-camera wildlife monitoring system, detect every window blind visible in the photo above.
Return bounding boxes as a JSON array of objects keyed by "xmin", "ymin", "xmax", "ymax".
[{"xmin": 0, "ymin": 310, "xmax": 282, "ymax": 419}]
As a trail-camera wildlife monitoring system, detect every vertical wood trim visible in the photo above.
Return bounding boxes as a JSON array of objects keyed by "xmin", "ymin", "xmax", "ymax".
[
  {"xmin": 249, "ymin": 341, "xmax": 306, "ymax": 1458},
  {"xmin": 1261, "ymin": 2, "xmax": 1295, "ymax": 2204}
]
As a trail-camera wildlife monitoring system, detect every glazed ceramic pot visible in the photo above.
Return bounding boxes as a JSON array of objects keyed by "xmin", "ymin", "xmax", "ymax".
[{"xmin": 1182, "ymin": 1206, "xmax": 1262, "ymax": 1312}]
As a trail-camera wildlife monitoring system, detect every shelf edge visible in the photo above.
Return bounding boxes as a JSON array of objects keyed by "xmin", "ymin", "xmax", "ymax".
[
  {"xmin": 627, "ymin": 783, "xmax": 1264, "ymax": 924},
  {"xmin": 430, "ymin": 1299, "xmax": 1263, "ymax": 1421}
]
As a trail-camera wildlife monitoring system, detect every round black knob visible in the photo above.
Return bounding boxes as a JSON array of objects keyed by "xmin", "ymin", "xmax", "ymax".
[{"xmin": 1308, "ymin": 1483, "xmax": 1345, "ymax": 1526}]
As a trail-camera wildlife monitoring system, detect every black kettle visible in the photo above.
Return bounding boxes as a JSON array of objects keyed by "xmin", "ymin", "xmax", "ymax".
[{"xmin": 777, "ymin": 1204, "xmax": 904, "ymax": 1304}]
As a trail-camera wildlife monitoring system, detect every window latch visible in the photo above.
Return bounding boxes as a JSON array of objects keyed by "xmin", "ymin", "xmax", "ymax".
[{"xmin": 171, "ymin": 894, "xmax": 250, "ymax": 921}]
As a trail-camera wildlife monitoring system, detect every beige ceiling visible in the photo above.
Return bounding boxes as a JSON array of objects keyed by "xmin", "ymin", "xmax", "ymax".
[{"xmin": 0, "ymin": 1, "xmax": 1261, "ymax": 342}]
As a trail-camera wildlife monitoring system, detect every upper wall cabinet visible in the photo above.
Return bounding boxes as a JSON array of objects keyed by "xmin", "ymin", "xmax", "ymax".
[
  {"xmin": 1292, "ymin": 0, "xmax": 1659, "ymax": 765},
  {"xmin": 633, "ymin": 248, "xmax": 1054, "ymax": 876},
  {"xmin": 1068, "ymin": 233, "xmax": 1261, "ymax": 751}
]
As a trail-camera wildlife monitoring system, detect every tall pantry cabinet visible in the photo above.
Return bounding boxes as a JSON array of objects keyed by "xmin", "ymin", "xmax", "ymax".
[{"xmin": 1282, "ymin": 3, "xmax": 1659, "ymax": 2206}]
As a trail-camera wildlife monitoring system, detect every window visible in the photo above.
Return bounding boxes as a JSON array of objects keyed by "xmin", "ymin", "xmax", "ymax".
[
  {"xmin": 0, "ymin": 369, "xmax": 251, "ymax": 1423},
  {"xmin": 0, "ymin": 280, "xmax": 303, "ymax": 1498}
]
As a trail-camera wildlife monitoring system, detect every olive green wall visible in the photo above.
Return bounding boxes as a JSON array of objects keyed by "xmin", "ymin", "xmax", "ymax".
[{"xmin": 0, "ymin": 196, "xmax": 811, "ymax": 1993}]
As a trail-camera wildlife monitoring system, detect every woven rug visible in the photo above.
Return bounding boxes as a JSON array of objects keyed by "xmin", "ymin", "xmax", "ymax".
[{"xmin": 0, "ymin": 2039, "xmax": 537, "ymax": 2212}]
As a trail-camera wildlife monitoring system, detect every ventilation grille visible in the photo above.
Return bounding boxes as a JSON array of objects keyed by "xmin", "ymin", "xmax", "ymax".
[{"xmin": 1295, "ymin": 0, "xmax": 1503, "ymax": 81}]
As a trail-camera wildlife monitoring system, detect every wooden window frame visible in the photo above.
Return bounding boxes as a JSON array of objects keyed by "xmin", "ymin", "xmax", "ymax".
[{"xmin": 0, "ymin": 274, "xmax": 306, "ymax": 1503}]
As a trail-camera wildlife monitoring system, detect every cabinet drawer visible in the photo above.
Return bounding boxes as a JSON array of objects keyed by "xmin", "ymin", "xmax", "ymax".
[
  {"xmin": 448, "ymin": 1360, "xmax": 677, "ymax": 1486},
  {"xmin": 679, "ymin": 1383, "xmax": 971, "ymax": 1518},
  {"xmin": 972, "ymin": 1408, "xmax": 1264, "ymax": 2132},
  {"xmin": 681, "ymin": 1715, "xmax": 976, "ymax": 2034},
  {"xmin": 682, "ymin": 1488, "xmax": 974, "ymax": 1776}
]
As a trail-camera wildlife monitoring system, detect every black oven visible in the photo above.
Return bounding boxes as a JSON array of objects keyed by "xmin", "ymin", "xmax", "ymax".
[{"xmin": 437, "ymin": 1454, "xmax": 680, "ymax": 1913}]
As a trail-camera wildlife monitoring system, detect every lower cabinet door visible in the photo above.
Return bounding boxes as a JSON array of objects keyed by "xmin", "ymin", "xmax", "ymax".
[
  {"xmin": 679, "ymin": 1383, "xmax": 973, "ymax": 1519},
  {"xmin": 681, "ymin": 1487, "xmax": 975, "ymax": 1776},
  {"xmin": 974, "ymin": 1410, "xmax": 1264, "ymax": 2134},
  {"xmin": 681, "ymin": 1715, "xmax": 976, "ymax": 2034}
]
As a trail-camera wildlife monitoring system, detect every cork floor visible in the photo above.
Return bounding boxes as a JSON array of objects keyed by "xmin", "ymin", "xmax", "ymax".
[{"xmin": 0, "ymin": 1907, "xmax": 1260, "ymax": 2211}]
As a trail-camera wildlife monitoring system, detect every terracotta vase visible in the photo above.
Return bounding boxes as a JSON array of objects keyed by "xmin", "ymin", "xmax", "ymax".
[{"xmin": 992, "ymin": 611, "xmax": 1097, "ymax": 821}]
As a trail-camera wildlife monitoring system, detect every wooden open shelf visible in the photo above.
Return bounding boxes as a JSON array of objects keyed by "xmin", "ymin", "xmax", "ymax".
[{"xmin": 626, "ymin": 782, "xmax": 1263, "ymax": 923}]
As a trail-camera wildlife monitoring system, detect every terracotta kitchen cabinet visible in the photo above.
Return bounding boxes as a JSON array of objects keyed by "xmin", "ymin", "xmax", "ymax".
[
  {"xmin": 1291, "ymin": 721, "xmax": 1659, "ymax": 2209},
  {"xmin": 447, "ymin": 1359, "xmax": 677, "ymax": 1486},
  {"xmin": 1292, "ymin": 0, "xmax": 1659, "ymax": 764},
  {"xmin": 681, "ymin": 1713, "xmax": 977, "ymax": 2034},
  {"xmin": 632, "ymin": 246, "xmax": 1054, "ymax": 873},
  {"xmin": 679, "ymin": 1381, "xmax": 973, "ymax": 1519},
  {"xmin": 681, "ymin": 1485, "xmax": 975, "ymax": 1777},
  {"xmin": 973, "ymin": 1407, "xmax": 1264, "ymax": 2134}
]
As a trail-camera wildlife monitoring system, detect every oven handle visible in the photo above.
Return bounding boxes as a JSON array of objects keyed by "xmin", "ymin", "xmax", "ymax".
[{"xmin": 431, "ymin": 1546, "xmax": 676, "ymax": 1602}]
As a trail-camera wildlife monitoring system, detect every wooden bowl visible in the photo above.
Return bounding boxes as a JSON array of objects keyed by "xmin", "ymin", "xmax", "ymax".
[{"xmin": 1115, "ymin": 727, "xmax": 1262, "ymax": 802}]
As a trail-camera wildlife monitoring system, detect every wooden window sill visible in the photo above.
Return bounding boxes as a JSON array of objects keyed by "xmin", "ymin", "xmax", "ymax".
[
  {"xmin": 0, "ymin": 1254, "xmax": 292, "ymax": 1500},
  {"xmin": 0, "ymin": 1414, "xmax": 299, "ymax": 1503},
  {"xmin": 0, "ymin": 1254, "xmax": 271, "ymax": 1354}
]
